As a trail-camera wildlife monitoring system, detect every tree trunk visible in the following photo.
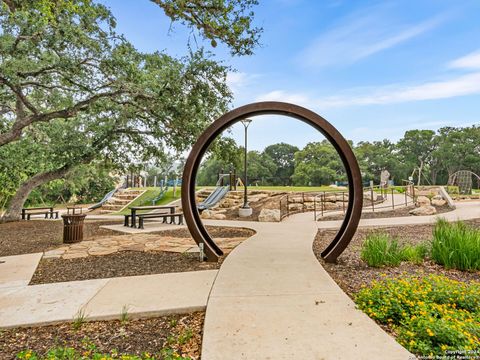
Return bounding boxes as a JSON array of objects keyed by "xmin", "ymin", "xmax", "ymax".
[{"xmin": 1, "ymin": 165, "xmax": 72, "ymax": 222}]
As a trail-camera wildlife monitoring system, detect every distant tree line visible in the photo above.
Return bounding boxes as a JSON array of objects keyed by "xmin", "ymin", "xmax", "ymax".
[{"xmin": 197, "ymin": 126, "xmax": 480, "ymax": 187}]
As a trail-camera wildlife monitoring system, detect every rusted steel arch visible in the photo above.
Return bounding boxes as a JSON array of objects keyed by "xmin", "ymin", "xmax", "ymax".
[{"xmin": 181, "ymin": 101, "xmax": 363, "ymax": 262}]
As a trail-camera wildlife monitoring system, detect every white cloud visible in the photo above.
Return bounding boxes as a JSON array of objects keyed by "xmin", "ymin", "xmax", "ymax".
[
  {"xmin": 448, "ymin": 50, "xmax": 480, "ymax": 70},
  {"xmin": 255, "ymin": 72, "xmax": 480, "ymax": 109},
  {"xmin": 255, "ymin": 90, "xmax": 311, "ymax": 106},
  {"xmin": 299, "ymin": 7, "xmax": 444, "ymax": 68},
  {"xmin": 226, "ymin": 71, "xmax": 261, "ymax": 101}
]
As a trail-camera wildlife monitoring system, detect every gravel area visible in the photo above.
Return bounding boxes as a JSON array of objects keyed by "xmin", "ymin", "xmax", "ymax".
[
  {"xmin": 313, "ymin": 219, "xmax": 480, "ymax": 298},
  {"xmin": 0, "ymin": 220, "xmax": 122, "ymax": 256},
  {"xmin": 0, "ymin": 312, "xmax": 204, "ymax": 359}
]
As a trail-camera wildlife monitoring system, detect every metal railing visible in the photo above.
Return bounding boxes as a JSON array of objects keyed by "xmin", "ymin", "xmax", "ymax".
[{"xmin": 277, "ymin": 182, "xmax": 417, "ymax": 221}]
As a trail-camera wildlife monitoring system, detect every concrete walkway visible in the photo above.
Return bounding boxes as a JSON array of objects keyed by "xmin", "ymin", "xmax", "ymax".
[
  {"xmin": 0, "ymin": 269, "xmax": 217, "ymax": 328},
  {"xmin": 316, "ymin": 199, "xmax": 480, "ymax": 230},
  {"xmin": 202, "ymin": 217, "xmax": 412, "ymax": 360}
]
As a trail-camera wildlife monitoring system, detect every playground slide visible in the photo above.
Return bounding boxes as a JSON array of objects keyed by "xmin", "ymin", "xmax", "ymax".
[
  {"xmin": 198, "ymin": 186, "xmax": 229, "ymax": 211},
  {"xmin": 88, "ymin": 188, "xmax": 117, "ymax": 210}
]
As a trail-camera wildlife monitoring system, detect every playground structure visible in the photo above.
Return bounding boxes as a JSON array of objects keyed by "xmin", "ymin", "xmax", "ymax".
[
  {"xmin": 181, "ymin": 101, "xmax": 363, "ymax": 263},
  {"xmin": 197, "ymin": 170, "xmax": 238, "ymax": 211},
  {"xmin": 448, "ymin": 170, "xmax": 480, "ymax": 195}
]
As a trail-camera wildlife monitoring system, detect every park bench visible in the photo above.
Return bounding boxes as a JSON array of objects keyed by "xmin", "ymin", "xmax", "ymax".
[
  {"xmin": 22, "ymin": 207, "xmax": 59, "ymax": 220},
  {"xmin": 125, "ymin": 205, "xmax": 176, "ymax": 227},
  {"xmin": 137, "ymin": 212, "xmax": 184, "ymax": 229}
]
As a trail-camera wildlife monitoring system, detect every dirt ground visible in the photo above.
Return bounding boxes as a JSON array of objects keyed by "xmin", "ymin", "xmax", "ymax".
[
  {"xmin": 0, "ymin": 220, "xmax": 122, "ymax": 256},
  {"xmin": 0, "ymin": 312, "xmax": 204, "ymax": 360},
  {"xmin": 313, "ymin": 219, "xmax": 480, "ymax": 297}
]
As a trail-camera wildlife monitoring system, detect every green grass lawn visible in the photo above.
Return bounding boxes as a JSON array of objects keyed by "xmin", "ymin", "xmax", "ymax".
[{"xmin": 113, "ymin": 187, "xmax": 181, "ymax": 215}]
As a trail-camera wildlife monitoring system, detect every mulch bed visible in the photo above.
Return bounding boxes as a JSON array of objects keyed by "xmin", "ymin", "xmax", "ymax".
[
  {"xmin": 317, "ymin": 205, "xmax": 452, "ymax": 221},
  {"xmin": 29, "ymin": 225, "xmax": 255, "ymax": 285},
  {"xmin": 313, "ymin": 219, "xmax": 480, "ymax": 298},
  {"xmin": 30, "ymin": 251, "xmax": 221, "ymax": 285},
  {"xmin": 0, "ymin": 312, "xmax": 204, "ymax": 360},
  {"xmin": 0, "ymin": 220, "xmax": 122, "ymax": 256}
]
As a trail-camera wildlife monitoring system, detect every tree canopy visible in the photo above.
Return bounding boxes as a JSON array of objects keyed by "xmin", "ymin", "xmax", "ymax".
[{"xmin": 0, "ymin": 0, "xmax": 262, "ymax": 220}]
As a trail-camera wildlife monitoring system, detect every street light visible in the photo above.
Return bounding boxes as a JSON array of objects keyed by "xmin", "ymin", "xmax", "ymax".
[{"xmin": 239, "ymin": 118, "xmax": 253, "ymax": 217}]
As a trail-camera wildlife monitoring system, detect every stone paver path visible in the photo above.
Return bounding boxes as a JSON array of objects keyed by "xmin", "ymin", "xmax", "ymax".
[{"xmin": 43, "ymin": 233, "xmax": 246, "ymax": 259}]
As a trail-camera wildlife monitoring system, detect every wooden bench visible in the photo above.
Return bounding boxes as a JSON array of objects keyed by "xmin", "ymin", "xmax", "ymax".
[
  {"xmin": 137, "ymin": 212, "xmax": 183, "ymax": 229},
  {"xmin": 22, "ymin": 207, "xmax": 59, "ymax": 220}
]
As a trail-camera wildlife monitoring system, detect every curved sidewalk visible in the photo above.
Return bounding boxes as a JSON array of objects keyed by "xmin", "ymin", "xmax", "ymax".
[
  {"xmin": 316, "ymin": 200, "xmax": 480, "ymax": 229},
  {"xmin": 202, "ymin": 216, "xmax": 412, "ymax": 360}
]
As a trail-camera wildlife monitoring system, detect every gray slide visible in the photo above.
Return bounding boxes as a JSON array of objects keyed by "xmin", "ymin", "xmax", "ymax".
[{"xmin": 198, "ymin": 186, "xmax": 229, "ymax": 211}]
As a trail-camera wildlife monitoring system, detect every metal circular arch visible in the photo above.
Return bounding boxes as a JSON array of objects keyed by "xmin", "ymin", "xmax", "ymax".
[{"xmin": 181, "ymin": 101, "xmax": 363, "ymax": 263}]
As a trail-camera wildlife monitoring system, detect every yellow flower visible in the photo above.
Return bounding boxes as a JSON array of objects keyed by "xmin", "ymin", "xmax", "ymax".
[
  {"xmin": 426, "ymin": 328, "xmax": 435, "ymax": 337},
  {"xmin": 441, "ymin": 345, "xmax": 448, "ymax": 351}
]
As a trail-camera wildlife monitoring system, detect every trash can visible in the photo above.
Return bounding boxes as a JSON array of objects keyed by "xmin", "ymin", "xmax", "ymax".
[{"xmin": 61, "ymin": 213, "xmax": 86, "ymax": 243}]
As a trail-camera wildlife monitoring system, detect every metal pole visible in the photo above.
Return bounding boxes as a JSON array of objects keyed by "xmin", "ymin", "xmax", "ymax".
[
  {"xmin": 321, "ymin": 192, "xmax": 324, "ymax": 217},
  {"xmin": 243, "ymin": 125, "xmax": 248, "ymax": 207},
  {"xmin": 405, "ymin": 187, "xmax": 407, "ymax": 206},
  {"xmin": 240, "ymin": 119, "xmax": 252, "ymax": 208},
  {"xmin": 371, "ymin": 186, "xmax": 375, "ymax": 212},
  {"xmin": 391, "ymin": 188, "xmax": 395, "ymax": 210}
]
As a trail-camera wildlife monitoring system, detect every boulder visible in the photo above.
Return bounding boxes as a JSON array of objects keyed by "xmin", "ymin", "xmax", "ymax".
[
  {"xmin": 304, "ymin": 202, "xmax": 315, "ymax": 210},
  {"xmin": 219, "ymin": 198, "xmax": 238, "ymax": 208},
  {"xmin": 288, "ymin": 203, "xmax": 303, "ymax": 211},
  {"xmin": 363, "ymin": 191, "xmax": 378, "ymax": 201},
  {"xmin": 213, "ymin": 213, "xmax": 227, "ymax": 220},
  {"xmin": 415, "ymin": 196, "xmax": 431, "ymax": 207},
  {"xmin": 258, "ymin": 209, "xmax": 281, "ymax": 222},
  {"xmin": 324, "ymin": 195, "xmax": 337, "ymax": 202},
  {"xmin": 322, "ymin": 201, "xmax": 339, "ymax": 210},
  {"xmin": 288, "ymin": 196, "xmax": 304, "ymax": 203},
  {"xmin": 432, "ymin": 194, "xmax": 443, "ymax": 201},
  {"xmin": 431, "ymin": 199, "xmax": 446, "ymax": 207},
  {"xmin": 409, "ymin": 206, "xmax": 437, "ymax": 216},
  {"xmin": 200, "ymin": 210, "xmax": 213, "ymax": 219}
]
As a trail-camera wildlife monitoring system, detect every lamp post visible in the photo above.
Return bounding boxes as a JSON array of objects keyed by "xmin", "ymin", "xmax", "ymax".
[{"xmin": 239, "ymin": 118, "xmax": 253, "ymax": 217}]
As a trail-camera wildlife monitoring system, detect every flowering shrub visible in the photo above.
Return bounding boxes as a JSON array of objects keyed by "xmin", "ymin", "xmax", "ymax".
[{"xmin": 356, "ymin": 275, "xmax": 480, "ymax": 356}]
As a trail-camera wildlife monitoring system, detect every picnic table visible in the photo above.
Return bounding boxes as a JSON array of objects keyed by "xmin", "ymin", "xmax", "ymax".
[
  {"xmin": 21, "ymin": 206, "xmax": 58, "ymax": 220},
  {"xmin": 126, "ymin": 205, "xmax": 176, "ymax": 228}
]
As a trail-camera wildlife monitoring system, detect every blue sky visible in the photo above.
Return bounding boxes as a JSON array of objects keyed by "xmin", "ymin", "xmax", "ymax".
[{"xmin": 100, "ymin": 0, "xmax": 480, "ymax": 151}]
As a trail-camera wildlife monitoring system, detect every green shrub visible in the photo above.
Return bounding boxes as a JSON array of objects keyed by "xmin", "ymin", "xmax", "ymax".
[
  {"xmin": 431, "ymin": 219, "xmax": 480, "ymax": 271},
  {"xmin": 356, "ymin": 275, "xmax": 480, "ymax": 356},
  {"xmin": 361, "ymin": 233, "xmax": 428, "ymax": 267},
  {"xmin": 401, "ymin": 243, "xmax": 429, "ymax": 264}
]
